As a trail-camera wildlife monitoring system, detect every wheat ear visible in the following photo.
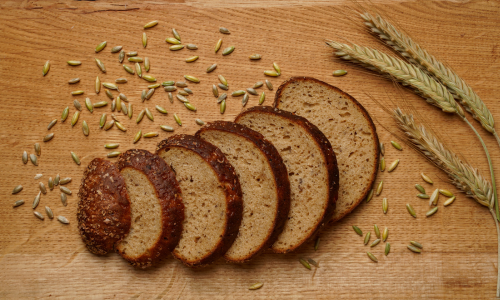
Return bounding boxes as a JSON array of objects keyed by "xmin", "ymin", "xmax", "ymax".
[
  {"xmin": 326, "ymin": 41, "xmax": 499, "ymax": 220},
  {"xmin": 362, "ymin": 13, "xmax": 497, "ymax": 138},
  {"xmin": 393, "ymin": 108, "xmax": 493, "ymax": 207},
  {"xmin": 327, "ymin": 41, "xmax": 464, "ymax": 116},
  {"xmin": 393, "ymin": 107, "xmax": 500, "ymax": 297}
]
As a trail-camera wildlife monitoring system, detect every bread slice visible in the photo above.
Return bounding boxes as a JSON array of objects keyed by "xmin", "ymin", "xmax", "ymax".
[
  {"xmin": 156, "ymin": 135, "xmax": 243, "ymax": 267},
  {"xmin": 274, "ymin": 77, "xmax": 379, "ymax": 222},
  {"xmin": 235, "ymin": 106, "xmax": 339, "ymax": 253},
  {"xmin": 116, "ymin": 149, "xmax": 184, "ymax": 269},
  {"xmin": 77, "ymin": 158, "xmax": 131, "ymax": 255},
  {"xmin": 195, "ymin": 121, "xmax": 291, "ymax": 263}
]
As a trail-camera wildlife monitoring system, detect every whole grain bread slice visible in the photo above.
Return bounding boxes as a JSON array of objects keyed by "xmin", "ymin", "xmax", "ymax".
[
  {"xmin": 235, "ymin": 106, "xmax": 339, "ymax": 253},
  {"xmin": 116, "ymin": 149, "xmax": 184, "ymax": 269},
  {"xmin": 77, "ymin": 158, "xmax": 131, "ymax": 255},
  {"xmin": 156, "ymin": 135, "xmax": 243, "ymax": 267},
  {"xmin": 274, "ymin": 77, "xmax": 379, "ymax": 222},
  {"xmin": 195, "ymin": 121, "xmax": 291, "ymax": 263}
]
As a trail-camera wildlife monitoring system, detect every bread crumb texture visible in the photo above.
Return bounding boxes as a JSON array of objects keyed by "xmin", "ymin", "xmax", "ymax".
[{"xmin": 117, "ymin": 168, "xmax": 162, "ymax": 259}]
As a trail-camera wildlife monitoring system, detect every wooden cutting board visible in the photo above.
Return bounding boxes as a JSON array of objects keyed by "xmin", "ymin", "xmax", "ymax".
[{"xmin": 1, "ymin": 0, "xmax": 500, "ymax": 298}]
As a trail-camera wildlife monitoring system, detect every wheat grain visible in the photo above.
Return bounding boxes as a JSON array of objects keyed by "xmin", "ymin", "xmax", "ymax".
[{"xmin": 361, "ymin": 13, "xmax": 496, "ymax": 136}]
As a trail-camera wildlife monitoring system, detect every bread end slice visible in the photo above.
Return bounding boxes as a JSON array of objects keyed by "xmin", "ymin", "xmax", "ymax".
[
  {"xmin": 274, "ymin": 77, "xmax": 379, "ymax": 222},
  {"xmin": 116, "ymin": 149, "xmax": 184, "ymax": 269},
  {"xmin": 77, "ymin": 158, "xmax": 131, "ymax": 255}
]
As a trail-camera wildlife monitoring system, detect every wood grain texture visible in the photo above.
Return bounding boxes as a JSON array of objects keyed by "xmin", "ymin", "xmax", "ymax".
[{"xmin": 1, "ymin": 0, "xmax": 500, "ymax": 298}]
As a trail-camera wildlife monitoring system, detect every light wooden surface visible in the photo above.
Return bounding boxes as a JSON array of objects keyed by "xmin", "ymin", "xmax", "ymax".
[{"xmin": 1, "ymin": 0, "xmax": 500, "ymax": 298}]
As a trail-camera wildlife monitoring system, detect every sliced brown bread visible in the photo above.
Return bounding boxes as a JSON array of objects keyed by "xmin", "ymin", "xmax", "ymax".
[
  {"xmin": 77, "ymin": 158, "xmax": 131, "ymax": 255},
  {"xmin": 116, "ymin": 149, "xmax": 184, "ymax": 269},
  {"xmin": 235, "ymin": 106, "xmax": 339, "ymax": 253},
  {"xmin": 156, "ymin": 135, "xmax": 243, "ymax": 267},
  {"xmin": 195, "ymin": 121, "xmax": 291, "ymax": 263},
  {"xmin": 274, "ymin": 77, "xmax": 379, "ymax": 222}
]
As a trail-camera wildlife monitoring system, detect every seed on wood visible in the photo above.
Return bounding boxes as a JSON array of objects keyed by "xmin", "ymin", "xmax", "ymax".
[
  {"xmin": 43, "ymin": 60, "xmax": 50, "ymax": 76},
  {"xmin": 352, "ymin": 225, "xmax": 362, "ymax": 236},
  {"xmin": 444, "ymin": 196, "xmax": 456, "ymax": 206},
  {"xmin": 33, "ymin": 192, "xmax": 41, "ymax": 209},
  {"xmin": 144, "ymin": 20, "xmax": 158, "ymax": 29},
  {"xmin": 30, "ymin": 154, "xmax": 38, "ymax": 166},
  {"xmin": 47, "ymin": 119, "xmax": 57, "ymax": 130},
  {"xmin": 95, "ymin": 58, "xmax": 106, "ymax": 73},
  {"xmin": 214, "ymin": 39, "xmax": 222, "ymax": 53},
  {"xmin": 172, "ymin": 28, "xmax": 181, "ymax": 40},
  {"xmin": 367, "ymin": 252, "xmax": 378, "ymax": 262},
  {"xmin": 391, "ymin": 141, "xmax": 402, "ymax": 150},
  {"xmin": 95, "ymin": 41, "xmax": 107, "ymax": 52},
  {"xmin": 115, "ymin": 122, "xmax": 126, "ymax": 132},
  {"xmin": 34, "ymin": 143, "xmax": 41, "ymax": 156},
  {"xmin": 68, "ymin": 78, "xmax": 80, "ymax": 84},
  {"xmin": 170, "ymin": 45, "xmax": 184, "ymax": 51},
  {"xmin": 61, "ymin": 107, "xmax": 69, "ymax": 122},
  {"xmin": 107, "ymin": 151, "xmax": 121, "ymax": 158},
  {"xmin": 104, "ymin": 120, "xmax": 114, "ymax": 130},
  {"xmin": 206, "ymin": 64, "xmax": 217, "ymax": 73},
  {"xmin": 67, "ymin": 60, "xmax": 81, "ymax": 66},
  {"xmin": 160, "ymin": 125, "xmax": 174, "ymax": 132},
  {"xmin": 406, "ymin": 203, "xmax": 416, "ymax": 218},
  {"xmin": 265, "ymin": 80, "xmax": 273, "ymax": 90},
  {"xmin": 220, "ymin": 100, "xmax": 226, "ymax": 114},
  {"xmin": 128, "ymin": 57, "xmax": 144, "ymax": 63},
  {"xmin": 366, "ymin": 189, "xmax": 374, "ymax": 202},
  {"xmin": 71, "ymin": 151, "xmax": 80, "ymax": 165},
  {"xmin": 34, "ymin": 211, "xmax": 44, "ymax": 220},
  {"xmin": 60, "ymin": 193, "xmax": 67, "ymax": 206},
  {"xmin": 43, "ymin": 133, "xmax": 54, "ymax": 142},
  {"xmin": 144, "ymin": 57, "xmax": 150, "ymax": 72},
  {"xmin": 12, "ymin": 185, "xmax": 23, "ymax": 194},
  {"xmin": 111, "ymin": 46, "xmax": 123, "ymax": 53}
]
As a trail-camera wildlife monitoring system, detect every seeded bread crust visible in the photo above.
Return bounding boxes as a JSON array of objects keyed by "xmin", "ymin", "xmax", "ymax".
[
  {"xmin": 235, "ymin": 106, "xmax": 339, "ymax": 253},
  {"xmin": 273, "ymin": 77, "xmax": 379, "ymax": 222},
  {"xmin": 77, "ymin": 158, "xmax": 131, "ymax": 255},
  {"xmin": 195, "ymin": 121, "xmax": 291, "ymax": 262},
  {"xmin": 116, "ymin": 149, "xmax": 184, "ymax": 269},
  {"xmin": 156, "ymin": 135, "xmax": 243, "ymax": 267}
]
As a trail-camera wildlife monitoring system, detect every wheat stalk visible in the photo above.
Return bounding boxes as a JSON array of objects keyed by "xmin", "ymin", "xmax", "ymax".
[
  {"xmin": 326, "ymin": 41, "xmax": 499, "ymax": 220},
  {"xmin": 393, "ymin": 107, "xmax": 500, "ymax": 297},
  {"xmin": 361, "ymin": 12, "xmax": 497, "ymax": 137}
]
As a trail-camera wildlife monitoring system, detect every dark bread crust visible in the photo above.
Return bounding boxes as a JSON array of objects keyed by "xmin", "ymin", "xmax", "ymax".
[
  {"xmin": 156, "ymin": 135, "xmax": 243, "ymax": 267},
  {"xmin": 273, "ymin": 77, "xmax": 380, "ymax": 222},
  {"xmin": 195, "ymin": 121, "xmax": 291, "ymax": 262},
  {"xmin": 77, "ymin": 158, "xmax": 131, "ymax": 255},
  {"xmin": 116, "ymin": 149, "xmax": 184, "ymax": 269},
  {"xmin": 235, "ymin": 106, "xmax": 339, "ymax": 253}
]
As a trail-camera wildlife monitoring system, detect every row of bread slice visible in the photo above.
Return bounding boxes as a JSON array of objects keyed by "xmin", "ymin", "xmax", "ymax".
[
  {"xmin": 78, "ymin": 77, "xmax": 379, "ymax": 268},
  {"xmin": 78, "ymin": 106, "xmax": 339, "ymax": 268}
]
